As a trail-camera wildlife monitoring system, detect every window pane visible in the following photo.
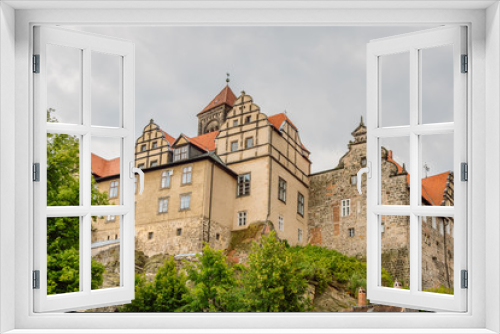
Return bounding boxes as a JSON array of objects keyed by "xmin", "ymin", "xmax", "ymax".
[
  {"xmin": 420, "ymin": 45, "xmax": 454, "ymax": 124},
  {"xmin": 91, "ymin": 52, "xmax": 122, "ymax": 127},
  {"xmin": 420, "ymin": 216, "xmax": 454, "ymax": 294},
  {"xmin": 420, "ymin": 133, "xmax": 454, "ymax": 206},
  {"xmin": 380, "ymin": 215, "xmax": 410, "ymax": 289},
  {"xmin": 47, "ymin": 217, "xmax": 81, "ymax": 295},
  {"xmin": 380, "ymin": 137, "xmax": 410, "ymax": 205},
  {"xmin": 91, "ymin": 215, "xmax": 121, "ymax": 290},
  {"xmin": 91, "ymin": 137, "xmax": 122, "ymax": 205},
  {"xmin": 380, "ymin": 52, "xmax": 410, "ymax": 127},
  {"xmin": 47, "ymin": 133, "xmax": 80, "ymax": 206},
  {"xmin": 46, "ymin": 44, "xmax": 82, "ymax": 125}
]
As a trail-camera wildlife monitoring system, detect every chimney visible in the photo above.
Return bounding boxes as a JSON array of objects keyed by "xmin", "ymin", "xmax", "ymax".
[
  {"xmin": 387, "ymin": 150, "xmax": 393, "ymax": 160},
  {"xmin": 358, "ymin": 287, "xmax": 367, "ymax": 306}
]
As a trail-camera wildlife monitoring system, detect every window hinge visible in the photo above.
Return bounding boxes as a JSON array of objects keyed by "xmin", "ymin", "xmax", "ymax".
[
  {"xmin": 461, "ymin": 162, "xmax": 468, "ymax": 181},
  {"xmin": 33, "ymin": 163, "xmax": 40, "ymax": 182},
  {"xmin": 461, "ymin": 269, "xmax": 468, "ymax": 289},
  {"xmin": 461, "ymin": 54, "xmax": 468, "ymax": 73},
  {"xmin": 33, "ymin": 54, "xmax": 40, "ymax": 73},
  {"xmin": 33, "ymin": 270, "xmax": 40, "ymax": 289}
]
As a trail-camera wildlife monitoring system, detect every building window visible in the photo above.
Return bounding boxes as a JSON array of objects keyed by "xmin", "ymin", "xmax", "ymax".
[
  {"xmin": 107, "ymin": 235, "xmax": 110, "ymax": 240},
  {"xmin": 297, "ymin": 192, "xmax": 304, "ymax": 216},
  {"xmin": 174, "ymin": 145, "xmax": 189, "ymax": 161},
  {"xmin": 176, "ymin": 228, "xmax": 182, "ymax": 236},
  {"xmin": 348, "ymin": 228, "xmax": 355, "ymax": 237},
  {"xmin": 439, "ymin": 221, "xmax": 444, "ymax": 235},
  {"xmin": 161, "ymin": 170, "xmax": 171, "ymax": 188},
  {"xmin": 237, "ymin": 173, "xmax": 251, "ymax": 196},
  {"xmin": 115, "ymin": 234, "xmax": 118, "ymax": 239},
  {"xmin": 148, "ymin": 232, "xmax": 154, "ymax": 240},
  {"xmin": 158, "ymin": 198, "xmax": 168, "ymax": 213},
  {"xmin": 137, "ymin": 163, "xmax": 145, "ymax": 169},
  {"xmin": 140, "ymin": 144, "xmax": 147, "ymax": 152},
  {"xmin": 351, "ymin": 175, "xmax": 357, "ymax": 185},
  {"xmin": 278, "ymin": 177, "xmax": 287, "ymax": 203},
  {"xmin": 152, "ymin": 141, "xmax": 157, "ymax": 149},
  {"xmin": 298, "ymin": 228, "xmax": 303, "ymax": 242},
  {"xmin": 106, "ymin": 215, "xmax": 115, "ymax": 222},
  {"xmin": 278, "ymin": 216, "xmax": 284, "ymax": 231},
  {"xmin": 215, "ymin": 233, "xmax": 220, "ymax": 240},
  {"xmin": 361, "ymin": 157, "xmax": 367, "ymax": 167},
  {"xmin": 245, "ymin": 137, "xmax": 254, "ymax": 148},
  {"xmin": 150, "ymin": 160, "xmax": 158, "ymax": 167},
  {"xmin": 182, "ymin": 166, "xmax": 192, "ymax": 184},
  {"xmin": 341, "ymin": 199, "xmax": 351, "ymax": 217},
  {"xmin": 109, "ymin": 181, "xmax": 119, "ymax": 199},
  {"xmin": 231, "ymin": 141, "xmax": 238, "ymax": 152},
  {"xmin": 245, "ymin": 115, "xmax": 252, "ymax": 123},
  {"xmin": 180, "ymin": 193, "xmax": 191, "ymax": 210},
  {"xmin": 238, "ymin": 211, "xmax": 247, "ymax": 226},
  {"xmin": 233, "ymin": 119, "xmax": 239, "ymax": 127}
]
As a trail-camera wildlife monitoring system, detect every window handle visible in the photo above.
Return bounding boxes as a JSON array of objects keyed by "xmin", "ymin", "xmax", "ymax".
[
  {"xmin": 357, "ymin": 162, "xmax": 371, "ymax": 195},
  {"xmin": 130, "ymin": 162, "xmax": 144, "ymax": 195}
]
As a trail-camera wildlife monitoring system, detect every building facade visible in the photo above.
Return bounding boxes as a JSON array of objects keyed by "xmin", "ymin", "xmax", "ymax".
[
  {"xmin": 308, "ymin": 118, "xmax": 454, "ymax": 290},
  {"xmin": 91, "ymin": 85, "xmax": 311, "ymax": 257}
]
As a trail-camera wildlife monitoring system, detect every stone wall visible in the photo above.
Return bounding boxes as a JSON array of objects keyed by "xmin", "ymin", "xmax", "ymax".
[{"xmin": 308, "ymin": 120, "xmax": 454, "ymax": 290}]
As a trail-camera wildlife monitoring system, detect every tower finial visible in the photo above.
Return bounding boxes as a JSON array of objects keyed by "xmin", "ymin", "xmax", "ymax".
[
  {"xmin": 360, "ymin": 115, "xmax": 364, "ymax": 126},
  {"xmin": 226, "ymin": 72, "xmax": 230, "ymax": 84}
]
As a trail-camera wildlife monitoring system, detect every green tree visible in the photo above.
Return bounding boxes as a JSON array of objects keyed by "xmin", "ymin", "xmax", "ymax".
[
  {"xmin": 182, "ymin": 243, "xmax": 239, "ymax": 312},
  {"xmin": 46, "ymin": 109, "xmax": 107, "ymax": 294},
  {"xmin": 243, "ymin": 231, "xmax": 311, "ymax": 312},
  {"xmin": 120, "ymin": 257, "xmax": 189, "ymax": 312}
]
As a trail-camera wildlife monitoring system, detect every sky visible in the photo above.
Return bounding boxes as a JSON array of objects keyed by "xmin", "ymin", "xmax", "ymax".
[{"xmin": 47, "ymin": 26, "xmax": 454, "ymax": 176}]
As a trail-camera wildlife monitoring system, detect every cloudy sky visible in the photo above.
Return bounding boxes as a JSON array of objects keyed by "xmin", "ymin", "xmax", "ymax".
[{"xmin": 48, "ymin": 26, "xmax": 454, "ymax": 176}]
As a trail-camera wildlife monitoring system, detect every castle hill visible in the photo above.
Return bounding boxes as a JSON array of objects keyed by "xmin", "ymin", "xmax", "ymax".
[{"xmin": 77, "ymin": 84, "xmax": 455, "ymax": 312}]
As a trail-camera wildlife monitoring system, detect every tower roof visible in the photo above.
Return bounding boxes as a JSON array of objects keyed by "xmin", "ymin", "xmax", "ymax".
[{"xmin": 198, "ymin": 85, "xmax": 237, "ymax": 116}]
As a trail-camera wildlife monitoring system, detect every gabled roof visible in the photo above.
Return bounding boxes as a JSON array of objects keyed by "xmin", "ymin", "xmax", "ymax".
[
  {"xmin": 91, "ymin": 153, "xmax": 120, "ymax": 178},
  {"xmin": 198, "ymin": 85, "xmax": 237, "ymax": 115},
  {"xmin": 159, "ymin": 129, "xmax": 176, "ymax": 145},
  {"xmin": 172, "ymin": 131, "xmax": 219, "ymax": 152},
  {"xmin": 188, "ymin": 131, "xmax": 219, "ymax": 151},
  {"xmin": 386, "ymin": 150, "xmax": 451, "ymax": 206},
  {"xmin": 268, "ymin": 113, "xmax": 309, "ymax": 153}
]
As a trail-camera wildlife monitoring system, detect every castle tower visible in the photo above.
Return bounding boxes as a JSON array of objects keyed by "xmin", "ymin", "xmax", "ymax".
[{"xmin": 196, "ymin": 85, "xmax": 237, "ymax": 135}]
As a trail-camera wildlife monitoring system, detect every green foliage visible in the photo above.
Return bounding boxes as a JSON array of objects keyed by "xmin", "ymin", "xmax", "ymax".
[
  {"xmin": 120, "ymin": 257, "xmax": 189, "ymax": 312},
  {"xmin": 424, "ymin": 285, "xmax": 454, "ymax": 295},
  {"xmin": 242, "ymin": 231, "xmax": 311, "ymax": 312},
  {"xmin": 46, "ymin": 109, "xmax": 107, "ymax": 294},
  {"xmin": 289, "ymin": 244, "xmax": 394, "ymax": 296},
  {"xmin": 181, "ymin": 243, "xmax": 239, "ymax": 312}
]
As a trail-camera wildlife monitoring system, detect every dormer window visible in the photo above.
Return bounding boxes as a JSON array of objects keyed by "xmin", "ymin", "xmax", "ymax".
[{"xmin": 174, "ymin": 145, "xmax": 189, "ymax": 161}]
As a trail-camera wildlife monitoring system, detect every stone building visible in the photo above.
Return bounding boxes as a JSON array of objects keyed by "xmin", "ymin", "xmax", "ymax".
[
  {"xmin": 91, "ymin": 85, "xmax": 310, "ymax": 257},
  {"xmin": 308, "ymin": 118, "xmax": 454, "ymax": 290}
]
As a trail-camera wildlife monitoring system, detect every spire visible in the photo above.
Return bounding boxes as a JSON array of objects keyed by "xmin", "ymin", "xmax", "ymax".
[
  {"xmin": 197, "ymin": 85, "xmax": 237, "ymax": 115},
  {"xmin": 351, "ymin": 115, "xmax": 367, "ymax": 144},
  {"xmin": 360, "ymin": 115, "xmax": 364, "ymax": 126},
  {"xmin": 226, "ymin": 72, "xmax": 230, "ymax": 84}
]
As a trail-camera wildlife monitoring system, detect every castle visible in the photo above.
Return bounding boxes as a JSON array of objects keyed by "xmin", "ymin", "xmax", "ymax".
[
  {"xmin": 90, "ymin": 85, "xmax": 453, "ymax": 291},
  {"xmin": 308, "ymin": 118, "xmax": 454, "ymax": 290},
  {"xmin": 91, "ymin": 85, "xmax": 310, "ymax": 256}
]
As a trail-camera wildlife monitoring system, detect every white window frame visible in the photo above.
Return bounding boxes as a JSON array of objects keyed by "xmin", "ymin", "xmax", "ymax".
[
  {"xmin": 2, "ymin": 3, "xmax": 497, "ymax": 333},
  {"xmin": 278, "ymin": 215, "xmax": 284, "ymax": 231},
  {"xmin": 161, "ymin": 169, "xmax": 172, "ymax": 188},
  {"xmin": 179, "ymin": 193, "xmax": 191, "ymax": 210},
  {"xmin": 366, "ymin": 26, "xmax": 467, "ymax": 312},
  {"xmin": 341, "ymin": 199, "xmax": 351, "ymax": 217},
  {"xmin": 298, "ymin": 228, "xmax": 303, "ymax": 242},
  {"xmin": 109, "ymin": 180, "xmax": 119, "ymax": 199},
  {"xmin": 158, "ymin": 197, "xmax": 168, "ymax": 213},
  {"xmin": 238, "ymin": 211, "xmax": 247, "ymax": 226},
  {"xmin": 181, "ymin": 166, "xmax": 192, "ymax": 185},
  {"xmin": 173, "ymin": 145, "xmax": 188, "ymax": 161}
]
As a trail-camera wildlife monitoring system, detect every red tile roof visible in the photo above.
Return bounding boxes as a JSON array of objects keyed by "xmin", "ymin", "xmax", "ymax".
[
  {"xmin": 268, "ymin": 113, "xmax": 309, "ymax": 153},
  {"xmin": 386, "ymin": 150, "xmax": 450, "ymax": 206},
  {"xmin": 268, "ymin": 113, "xmax": 298, "ymax": 131},
  {"xmin": 186, "ymin": 131, "xmax": 219, "ymax": 152},
  {"xmin": 198, "ymin": 85, "xmax": 237, "ymax": 115},
  {"xmin": 159, "ymin": 129, "xmax": 176, "ymax": 145},
  {"xmin": 91, "ymin": 153, "xmax": 120, "ymax": 178}
]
